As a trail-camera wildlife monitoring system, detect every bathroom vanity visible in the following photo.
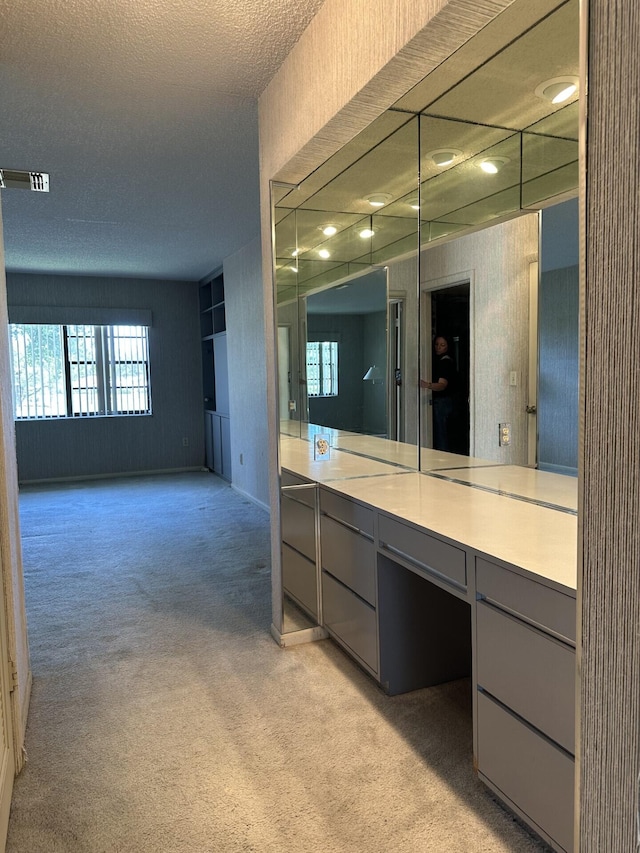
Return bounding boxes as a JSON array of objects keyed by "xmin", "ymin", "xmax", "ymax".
[{"xmin": 279, "ymin": 434, "xmax": 577, "ymax": 853}]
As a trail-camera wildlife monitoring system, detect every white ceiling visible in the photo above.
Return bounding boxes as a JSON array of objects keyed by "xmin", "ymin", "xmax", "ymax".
[{"xmin": 0, "ymin": 0, "xmax": 325, "ymax": 281}]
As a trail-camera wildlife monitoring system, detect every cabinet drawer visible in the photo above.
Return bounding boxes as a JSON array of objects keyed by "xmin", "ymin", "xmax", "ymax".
[
  {"xmin": 282, "ymin": 543, "xmax": 317, "ymax": 619},
  {"xmin": 281, "ymin": 475, "xmax": 316, "ymax": 508},
  {"xmin": 321, "ymin": 516, "xmax": 375, "ymax": 606},
  {"xmin": 281, "ymin": 493, "xmax": 315, "ymax": 561},
  {"xmin": 476, "ymin": 601, "xmax": 575, "ymax": 753},
  {"xmin": 322, "ymin": 572, "xmax": 378, "ymax": 674},
  {"xmin": 476, "ymin": 557, "xmax": 576, "ymax": 643},
  {"xmin": 281, "ymin": 469, "xmax": 306, "ymax": 488},
  {"xmin": 320, "ymin": 489, "xmax": 374, "ymax": 536},
  {"xmin": 378, "ymin": 514, "xmax": 466, "ymax": 588},
  {"xmin": 477, "ymin": 691, "xmax": 574, "ymax": 853}
]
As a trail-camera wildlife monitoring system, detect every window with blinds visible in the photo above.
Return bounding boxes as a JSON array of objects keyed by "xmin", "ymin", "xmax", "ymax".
[
  {"xmin": 306, "ymin": 341, "xmax": 338, "ymax": 397},
  {"xmin": 10, "ymin": 323, "xmax": 152, "ymax": 420}
]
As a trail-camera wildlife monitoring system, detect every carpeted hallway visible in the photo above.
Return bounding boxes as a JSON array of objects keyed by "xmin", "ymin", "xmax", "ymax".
[{"xmin": 6, "ymin": 472, "xmax": 550, "ymax": 852}]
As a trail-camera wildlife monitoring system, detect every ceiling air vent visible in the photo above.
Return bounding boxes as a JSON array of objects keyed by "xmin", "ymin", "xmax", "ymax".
[{"xmin": 0, "ymin": 169, "xmax": 50, "ymax": 192}]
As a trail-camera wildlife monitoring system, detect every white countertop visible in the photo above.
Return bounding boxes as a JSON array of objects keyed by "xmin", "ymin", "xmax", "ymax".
[
  {"xmin": 325, "ymin": 473, "xmax": 577, "ymax": 594},
  {"xmin": 280, "ymin": 436, "xmax": 577, "ymax": 594},
  {"xmin": 430, "ymin": 464, "xmax": 577, "ymax": 512},
  {"xmin": 280, "ymin": 435, "xmax": 403, "ymax": 481},
  {"xmin": 281, "ymin": 422, "xmax": 502, "ymax": 472}
]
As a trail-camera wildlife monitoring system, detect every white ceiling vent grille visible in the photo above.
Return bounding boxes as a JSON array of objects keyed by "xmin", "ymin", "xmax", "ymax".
[{"xmin": 0, "ymin": 169, "xmax": 50, "ymax": 192}]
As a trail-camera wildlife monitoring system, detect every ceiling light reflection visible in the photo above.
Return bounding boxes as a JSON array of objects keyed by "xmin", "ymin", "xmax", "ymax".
[{"xmin": 479, "ymin": 157, "xmax": 509, "ymax": 174}]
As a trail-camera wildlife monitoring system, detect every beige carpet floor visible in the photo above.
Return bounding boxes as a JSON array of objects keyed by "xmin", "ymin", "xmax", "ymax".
[{"xmin": 6, "ymin": 472, "xmax": 550, "ymax": 852}]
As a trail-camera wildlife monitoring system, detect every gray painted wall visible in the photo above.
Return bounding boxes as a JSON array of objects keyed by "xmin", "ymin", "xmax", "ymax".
[
  {"xmin": 7, "ymin": 273, "xmax": 203, "ymax": 481},
  {"xmin": 223, "ymin": 237, "xmax": 270, "ymax": 510},
  {"xmin": 307, "ymin": 313, "xmax": 365, "ymax": 431},
  {"xmin": 538, "ymin": 265, "xmax": 579, "ymax": 473}
]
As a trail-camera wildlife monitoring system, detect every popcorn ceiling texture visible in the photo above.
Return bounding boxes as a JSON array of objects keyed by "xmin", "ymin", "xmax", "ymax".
[
  {"xmin": 1, "ymin": 0, "xmax": 326, "ymax": 97},
  {"xmin": 0, "ymin": 0, "xmax": 325, "ymax": 278}
]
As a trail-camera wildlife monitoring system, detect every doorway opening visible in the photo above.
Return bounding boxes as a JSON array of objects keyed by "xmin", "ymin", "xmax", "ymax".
[
  {"xmin": 388, "ymin": 299, "xmax": 403, "ymax": 442},
  {"xmin": 430, "ymin": 283, "xmax": 470, "ymax": 456}
]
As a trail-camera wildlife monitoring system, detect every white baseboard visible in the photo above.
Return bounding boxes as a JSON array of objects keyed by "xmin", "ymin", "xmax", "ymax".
[
  {"xmin": 231, "ymin": 483, "xmax": 270, "ymax": 514},
  {"xmin": 270, "ymin": 623, "xmax": 328, "ymax": 647},
  {"xmin": 18, "ymin": 467, "xmax": 204, "ymax": 486}
]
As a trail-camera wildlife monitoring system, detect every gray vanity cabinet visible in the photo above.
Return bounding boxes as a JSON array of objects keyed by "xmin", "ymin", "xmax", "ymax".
[
  {"xmin": 319, "ymin": 488, "xmax": 472, "ymax": 695},
  {"xmin": 281, "ymin": 474, "xmax": 318, "ymax": 620},
  {"xmin": 475, "ymin": 557, "xmax": 576, "ymax": 853},
  {"xmin": 319, "ymin": 490, "xmax": 378, "ymax": 675}
]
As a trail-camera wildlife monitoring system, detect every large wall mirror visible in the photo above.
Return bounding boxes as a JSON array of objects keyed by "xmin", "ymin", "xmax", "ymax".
[{"xmin": 273, "ymin": 0, "xmax": 579, "ymax": 634}]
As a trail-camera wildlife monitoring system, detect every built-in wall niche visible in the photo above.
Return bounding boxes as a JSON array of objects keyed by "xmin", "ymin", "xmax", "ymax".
[{"xmin": 199, "ymin": 272, "xmax": 231, "ymax": 479}]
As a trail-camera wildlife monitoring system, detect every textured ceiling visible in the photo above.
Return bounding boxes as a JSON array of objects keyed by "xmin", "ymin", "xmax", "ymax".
[{"xmin": 0, "ymin": 0, "xmax": 325, "ymax": 280}]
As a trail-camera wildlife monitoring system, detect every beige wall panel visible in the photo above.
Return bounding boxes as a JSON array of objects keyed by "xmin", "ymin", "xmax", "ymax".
[
  {"xmin": 224, "ymin": 237, "xmax": 270, "ymax": 511},
  {"xmin": 388, "ymin": 254, "xmax": 419, "ymax": 446},
  {"xmin": 579, "ymin": 0, "xmax": 640, "ymax": 848},
  {"xmin": 0, "ymin": 206, "xmax": 30, "ymax": 771}
]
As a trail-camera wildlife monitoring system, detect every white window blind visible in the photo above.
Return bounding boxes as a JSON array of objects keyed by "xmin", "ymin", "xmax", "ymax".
[
  {"xmin": 10, "ymin": 323, "xmax": 152, "ymax": 420},
  {"xmin": 306, "ymin": 341, "xmax": 338, "ymax": 397}
]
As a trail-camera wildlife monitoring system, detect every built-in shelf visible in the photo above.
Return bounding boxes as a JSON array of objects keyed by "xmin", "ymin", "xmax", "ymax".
[{"xmin": 199, "ymin": 272, "xmax": 230, "ymax": 478}]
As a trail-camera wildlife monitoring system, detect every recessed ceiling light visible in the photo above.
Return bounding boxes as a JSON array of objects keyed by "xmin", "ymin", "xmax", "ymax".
[
  {"xmin": 427, "ymin": 148, "xmax": 462, "ymax": 168},
  {"xmin": 289, "ymin": 265, "xmax": 298, "ymax": 273},
  {"xmin": 366, "ymin": 193, "xmax": 391, "ymax": 207},
  {"xmin": 318, "ymin": 249, "xmax": 331, "ymax": 259},
  {"xmin": 406, "ymin": 197, "xmax": 420, "ymax": 210},
  {"xmin": 535, "ymin": 76, "xmax": 579, "ymax": 105},
  {"xmin": 359, "ymin": 228, "xmax": 375, "ymax": 239},
  {"xmin": 479, "ymin": 157, "xmax": 509, "ymax": 174},
  {"xmin": 291, "ymin": 248, "xmax": 300, "ymax": 257},
  {"xmin": 321, "ymin": 225, "xmax": 337, "ymax": 236}
]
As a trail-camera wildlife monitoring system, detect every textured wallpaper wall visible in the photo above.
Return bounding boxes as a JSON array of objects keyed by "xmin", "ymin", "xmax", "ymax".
[
  {"xmin": 420, "ymin": 214, "xmax": 538, "ymax": 464},
  {"xmin": 579, "ymin": 1, "xmax": 640, "ymax": 849},
  {"xmin": 0, "ymin": 209, "xmax": 30, "ymax": 774},
  {"xmin": 223, "ymin": 237, "xmax": 270, "ymax": 510}
]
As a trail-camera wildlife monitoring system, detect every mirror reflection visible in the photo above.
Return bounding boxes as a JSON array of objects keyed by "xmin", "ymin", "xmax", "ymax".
[
  {"xmin": 304, "ymin": 268, "xmax": 388, "ymax": 436},
  {"xmin": 275, "ymin": 0, "xmax": 579, "ymax": 634}
]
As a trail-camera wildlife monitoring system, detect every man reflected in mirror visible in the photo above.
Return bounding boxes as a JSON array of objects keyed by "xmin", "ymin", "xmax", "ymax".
[{"xmin": 420, "ymin": 335, "xmax": 457, "ymax": 451}]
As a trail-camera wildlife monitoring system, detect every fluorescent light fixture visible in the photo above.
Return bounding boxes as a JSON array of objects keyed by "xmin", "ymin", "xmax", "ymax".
[
  {"xmin": 322, "ymin": 225, "xmax": 337, "ymax": 236},
  {"xmin": 366, "ymin": 193, "xmax": 391, "ymax": 207},
  {"xmin": 359, "ymin": 228, "xmax": 375, "ymax": 239},
  {"xmin": 318, "ymin": 249, "xmax": 331, "ymax": 259},
  {"xmin": 479, "ymin": 156, "xmax": 509, "ymax": 174},
  {"xmin": 535, "ymin": 76, "xmax": 579, "ymax": 105}
]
